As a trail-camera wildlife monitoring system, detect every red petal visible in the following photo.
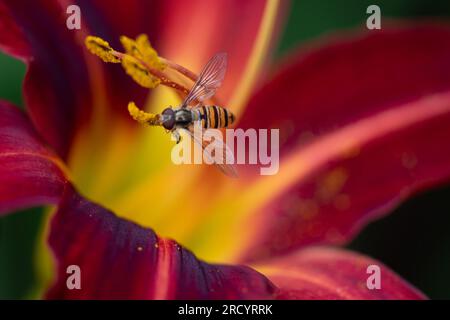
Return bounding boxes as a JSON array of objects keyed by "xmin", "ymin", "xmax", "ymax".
[
  {"xmin": 237, "ymin": 25, "xmax": 450, "ymax": 261},
  {"xmin": 0, "ymin": 1, "xmax": 152, "ymax": 158},
  {"xmin": 46, "ymin": 185, "xmax": 276, "ymax": 299},
  {"xmin": 240, "ymin": 24, "xmax": 450, "ymax": 150},
  {"xmin": 0, "ymin": 2, "xmax": 30, "ymax": 59},
  {"xmin": 0, "ymin": 100, "xmax": 67, "ymax": 215},
  {"xmin": 257, "ymin": 247, "xmax": 426, "ymax": 300},
  {"xmin": 1, "ymin": 1, "xmax": 97, "ymax": 158}
]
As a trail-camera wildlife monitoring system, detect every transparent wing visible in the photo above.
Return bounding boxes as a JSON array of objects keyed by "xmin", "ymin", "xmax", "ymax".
[
  {"xmin": 181, "ymin": 53, "xmax": 227, "ymax": 108},
  {"xmin": 181, "ymin": 127, "xmax": 238, "ymax": 177}
]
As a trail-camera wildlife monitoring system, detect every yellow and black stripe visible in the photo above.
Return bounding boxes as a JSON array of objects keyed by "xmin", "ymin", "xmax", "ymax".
[{"xmin": 196, "ymin": 105, "xmax": 235, "ymax": 129}]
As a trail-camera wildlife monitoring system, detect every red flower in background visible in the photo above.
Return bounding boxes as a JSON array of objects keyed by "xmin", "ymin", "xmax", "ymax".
[{"xmin": 1, "ymin": 0, "xmax": 450, "ymax": 299}]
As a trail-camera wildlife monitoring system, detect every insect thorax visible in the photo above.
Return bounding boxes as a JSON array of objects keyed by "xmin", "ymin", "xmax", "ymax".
[{"xmin": 174, "ymin": 108, "xmax": 193, "ymax": 127}]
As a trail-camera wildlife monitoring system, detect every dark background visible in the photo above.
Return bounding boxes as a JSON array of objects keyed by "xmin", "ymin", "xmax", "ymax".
[{"xmin": 1, "ymin": 0, "xmax": 450, "ymax": 299}]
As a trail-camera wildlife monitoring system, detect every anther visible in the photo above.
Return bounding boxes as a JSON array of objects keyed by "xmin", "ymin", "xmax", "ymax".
[
  {"xmin": 85, "ymin": 36, "xmax": 120, "ymax": 63},
  {"xmin": 128, "ymin": 102, "xmax": 161, "ymax": 126},
  {"xmin": 120, "ymin": 34, "xmax": 167, "ymax": 71},
  {"xmin": 122, "ymin": 55, "xmax": 161, "ymax": 89}
]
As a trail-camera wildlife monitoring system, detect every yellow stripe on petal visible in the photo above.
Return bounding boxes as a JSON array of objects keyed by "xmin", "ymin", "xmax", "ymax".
[
  {"xmin": 69, "ymin": 22, "xmax": 127, "ymax": 202},
  {"xmin": 88, "ymin": 86, "xmax": 180, "ymax": 208},
  {"xmin": 229, "ymin": 0, "xmax": 280, "ymax": 114},
  {"xmin": 27, "ymin": 208, "xmax": 56, "ymax": 299}
]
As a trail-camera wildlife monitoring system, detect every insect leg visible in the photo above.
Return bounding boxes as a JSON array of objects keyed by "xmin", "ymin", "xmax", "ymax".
[{"xmin": 172, "ymin": 130, "xmax": 182, "ymax": 144}]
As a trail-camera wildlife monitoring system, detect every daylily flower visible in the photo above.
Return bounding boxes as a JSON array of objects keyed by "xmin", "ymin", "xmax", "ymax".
[{"xmin": 1, "ymin": 0, "xmax": 450, "ymax": 299}]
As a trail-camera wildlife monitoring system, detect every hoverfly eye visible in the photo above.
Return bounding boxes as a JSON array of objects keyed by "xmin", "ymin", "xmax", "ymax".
[{"xmin": 161, "ymin": 107, "xmax": 175, "ymax": 130}]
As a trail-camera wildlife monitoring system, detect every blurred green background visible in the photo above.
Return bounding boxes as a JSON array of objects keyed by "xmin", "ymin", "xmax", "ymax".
[{"xmin": 1, "ymin": 0, "xmax": 450, "ymax": 299}]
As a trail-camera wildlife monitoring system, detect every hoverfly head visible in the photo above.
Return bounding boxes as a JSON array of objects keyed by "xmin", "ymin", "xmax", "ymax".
[{"xmin": 161, "ymin": 107, "xmax": 176, "ymax": 130}]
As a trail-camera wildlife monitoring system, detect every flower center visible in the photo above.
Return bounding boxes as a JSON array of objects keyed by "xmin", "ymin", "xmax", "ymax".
[{"xmin": 81, "ymin": 34, "xmax": 242, "ymax": 263}]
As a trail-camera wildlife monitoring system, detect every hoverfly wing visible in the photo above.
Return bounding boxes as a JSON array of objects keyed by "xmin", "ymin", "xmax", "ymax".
[
  {"xmin": 181, "ymin": 127, "xmax": 238, "ymax": 177},
  {"xmin": 181, "ymin": 53, "xmax": 227, "ymax": 108}
]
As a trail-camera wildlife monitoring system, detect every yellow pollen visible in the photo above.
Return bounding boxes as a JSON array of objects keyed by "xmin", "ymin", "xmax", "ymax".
[
  {"xmin": 120, "ymin": 34, "xmax": 166, "ymax": 71},
  {"xmin": 85, "ymin": 36, "xmax": 120, "ymax": 63},
  {"xmin": 121, "ymin": 55, "xmax": 161, "ymax": 89},
  {"xmin": 128, "ymin": 102, "xmax": 161, "ymax": 126}
]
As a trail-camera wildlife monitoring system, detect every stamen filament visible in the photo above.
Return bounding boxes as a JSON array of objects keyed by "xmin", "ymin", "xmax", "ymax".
[
  {"xmin": 159, "ymin": 58, "xmax": 198, "ymax": 82},
  {"xmin": 111, "ymin": 51, "xmax": 190, "ymax": 95},
  {"xmin": 146, "ymin": 65, "xmax": 190, "ymax": 95},
  {"xmin": 158, "ymin": 57, "xmax": 222, "ymax": 106}
]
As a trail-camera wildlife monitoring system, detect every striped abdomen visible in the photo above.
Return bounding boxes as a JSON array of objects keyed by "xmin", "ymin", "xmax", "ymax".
[{"xmin": 194, "ymin": 106, "xmax": 235, "ymax": 129}]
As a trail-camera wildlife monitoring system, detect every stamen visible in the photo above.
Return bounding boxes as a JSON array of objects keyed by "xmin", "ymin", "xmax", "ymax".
[
  {"xmin": 122, "ymin": 55, "xmax": 161, "ymax": 89},
  {"xmin": 128, "ymin": 102, "xmax": 161, "ymax": 126},
  {"xmin": 159, "ymin": 58, "xmax": 198, "ymax": 82},
  {"xmin": 120, "ymin": 34, "xmax": 167, "ymax": 71},
  {"xmin": 84, "ymin": 34, "xmax": 205, "ymax": 103},
  {"xmin": 85, "ymin": 36, "xmax": 121, "ymax": 63}
]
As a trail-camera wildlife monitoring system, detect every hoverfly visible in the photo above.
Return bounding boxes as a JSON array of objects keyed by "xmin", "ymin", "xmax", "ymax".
[{"xmin": 158, "ymin": 53, "xmax": 237, "ymax": 177}]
